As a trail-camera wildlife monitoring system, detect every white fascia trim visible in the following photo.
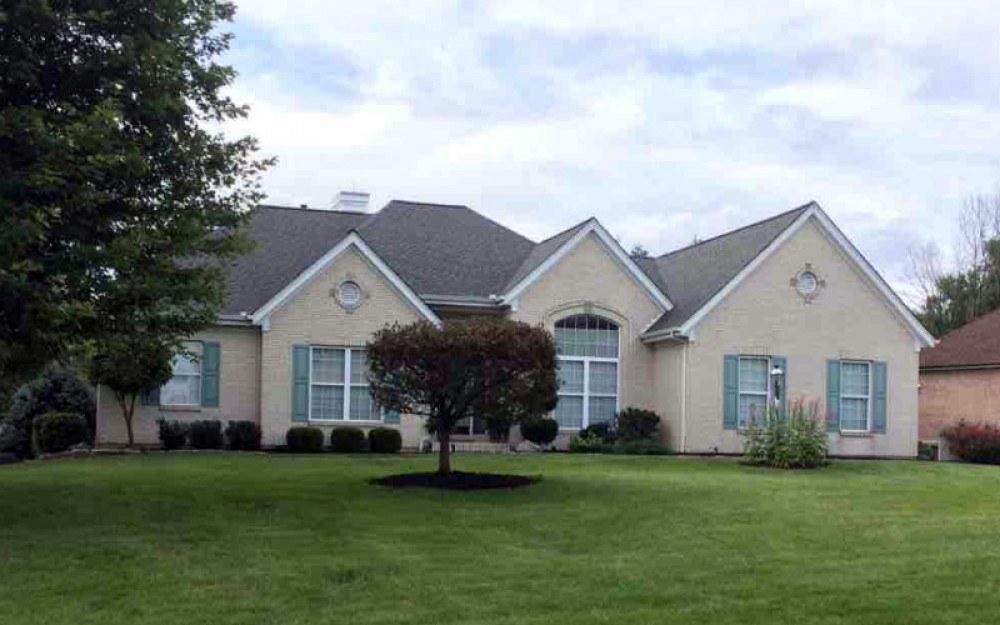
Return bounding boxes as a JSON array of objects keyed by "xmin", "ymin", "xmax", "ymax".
[
  {"xmin": 675, "ymin": 204, "xmax": 935, "ymax": 348},
  {"xmin": 500, "ymin": 219, "xmax": 674, "ymax": 312},
  {"xmin": 249, "ymin": 231, "xmax": 442, "ymax": 327}
]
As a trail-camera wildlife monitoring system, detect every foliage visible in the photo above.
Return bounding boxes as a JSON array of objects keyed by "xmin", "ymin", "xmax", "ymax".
[
  {"xmin": 520, "ymin": 417, "xmax": 559, "ymax": 448},
  {"xmin": 156, "ymin": 419, "xmax": 189, "ymax": 451},
  {"xmin": 484, "ymin": 412, "xmax": 515, "ymax": 443},
  {"xmin": 940, "ymin": 421, "xmax": 1000, "ymax": 464},
  {"xmin": 330, "ymin": 427, "xmax": 366, "ymax": 454},
  {"xmin": 368, "ymin": 317, "xmax": 557, "ymax": 474},
  {"xmin": 579, "ymin": 421, "xmax": 615, "ymax": 443},
  {"xmin": 616, "ymin": 408, "xmax": 661, "ymax": 441},
  {"xmin": 225, "ymin": 421, "xmax": 261, "ymax": 451},
  {"xmin": 0, "ymin": 0, "xmax": 270, "ymax": 380},
  {"xmin": 188, "ymin": 420, "xmax": 223, "ymax": 450},
  {"xmin": 286, "ymin": 426, "xmax": 324, "ymax": 453},
  {"xmin": 569, "ymin": 432, "xmax": 612, "ymax": 453},
  {"xmin": 0, "ymin": 367, "xmax": 95, "ymax": 458},
  {"xmin": 741, "ymin": 400, "xmax": 828, "ymax": 469},
  {"xmin": 368, "ymin": 427, "xmax": 403, "ymax": 454},
  {"xmin": 609, "ymin": 440, "xmax": 673, "ymax": 455},
  {"xmin": 33, "ymin": 412, "xmax": 87, "ymax": 454},
  {"xmin": 917, "ymin": 440, "xmax": 940, "ymax": 461}
]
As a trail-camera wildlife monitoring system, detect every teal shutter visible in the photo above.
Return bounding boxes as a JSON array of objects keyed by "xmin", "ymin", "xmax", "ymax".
[
  {"xmin": 141, "ymin": 387, "xmax": 160, "ymax": 406},
  {"xmin": 826, "ymin": 360, "xmax": 840, "ymax": 432},
  {"xmin": 771, "ymin": 356, "xmax": 787, "ymax": 413},
  {"xmin": 873, "ymin": 361, "xmax": 887, "ymax": 434},
  {"xmin": 723, "ymin": 355, "xmax": 739, "ymax": 430},
  {"xmin": 292, "ymin": 345, "xmax": 310, "ymax": 422},
  {"xmin": 384, "ymin": 409, "xmax": 401, "ymax": 425},
  {"xmin": 201, "ymin": 341, "xmax": 220, "ymax": 407}
]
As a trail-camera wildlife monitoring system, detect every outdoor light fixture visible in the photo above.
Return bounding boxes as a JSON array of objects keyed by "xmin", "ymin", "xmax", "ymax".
[{"xmin": 770, "ymin": 365, "xmax": 785, "ymax": 406}]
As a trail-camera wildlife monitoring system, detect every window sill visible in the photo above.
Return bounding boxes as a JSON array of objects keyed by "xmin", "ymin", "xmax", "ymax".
[
  {"xmin": 308, "ymin": 420, "xmax": 385, "ymax": 426},
  {"xmin": 159, "ymin": 405, "xmax": 203, "ymax": 413},
  {"xmin": 839, "ymin": 430, "xmax": 875, "ymax": 438}
]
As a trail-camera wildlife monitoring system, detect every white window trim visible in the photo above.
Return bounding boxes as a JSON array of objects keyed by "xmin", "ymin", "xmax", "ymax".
[
  {"xmin": 554, "ymin": 316, "xmax": 621, "ymax": 430},
  {"xmin": 839, "ymin": 359, "xmax": 872, "ymax": 433},
  {"xmin": 160, "ymin": 340, "xmax": 204, "ymax": 408},
  {"xmin": 307, "ymin": 346, "xmax": 384, "ymax": 424},
  {"xmin": 736, "ymin": 355, "xmax": 771, "ymax": 429}
]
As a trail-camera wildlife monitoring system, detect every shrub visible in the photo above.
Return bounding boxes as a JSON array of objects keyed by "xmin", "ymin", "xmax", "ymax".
[
  {"xmin": 569, "ymin": 432, "xmax": 611, "ymax": 453},
  {"xmin": 225, "ymin": 420, "xmax": 261, "ymax": 451},
  {"xmin": 0, "ymin": 368, "xmax": 95, "ymax": 458},
  {"xmin": 741, "ymin": 400, "xmax": 828, "ymax": 469},
  {"xmin": 368, "ymin": 427, "xmax": 403, "ymax": 454},
  {"xmin": 521, "ymin": 417, "xmax": 559, "ymax": 447},
  {"xmin": 579, "ymin": 421, "xmax": 615, "ymax": 443},
  {"xmin": 331, "ymin": 427, "xmax": 366, "ymax": 453},
  {"xmin": 188, "ymin": 420, "xmax": 223, "ymax": 450},
  {"xmin": 33, "ymin": 412, "xmax": 87, "ymax": 454},
  {"xmin": 616, "ymin": 408, "xmax": 660, "ymax": 441},
  {"xmin": 940, "ymin": 421, "xmax": 1000, "ymax": 464},
  {"xmin": 609, "ymin": 439, "xmax": 672, "ymax": 455},
  {"xmin": 485, "ymin": 415, "xmax": 514, "ymax": 443},
  {"xmin": 156, "ymin": 419, "xmax": 189, "ymax": 450},
  {"xmin": 918, "ymin": 440, "xmax": 939, "ymax": 462},
  {"xmin": 286, "ymin": 426, "xmax": 324, "ymax": 453}
]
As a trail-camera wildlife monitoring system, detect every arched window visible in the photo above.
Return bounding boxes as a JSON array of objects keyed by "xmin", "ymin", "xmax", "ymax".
[{"xmin": 553, "ymin": 314, "xmax": 619, "ymax": 429}]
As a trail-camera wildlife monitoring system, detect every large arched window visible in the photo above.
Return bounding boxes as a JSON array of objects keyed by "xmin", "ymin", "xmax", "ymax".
[{"xmin": 553, "ymin": 314, "xmax": 619, "ymax": 429}]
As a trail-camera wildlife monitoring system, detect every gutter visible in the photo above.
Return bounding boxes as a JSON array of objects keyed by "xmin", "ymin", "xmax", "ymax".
[{"xmin": 641, "ymin": 328, "xmax": 690, "ymax": 343}]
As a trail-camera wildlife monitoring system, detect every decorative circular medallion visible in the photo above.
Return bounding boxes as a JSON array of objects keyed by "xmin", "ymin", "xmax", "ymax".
[
  {"xmin": 336, "ymin": 281, "xmax": 363, "ymax": 309},
  {"xmin": 790, "ymin": 264, "xmax": 825, "ymax": 303}
]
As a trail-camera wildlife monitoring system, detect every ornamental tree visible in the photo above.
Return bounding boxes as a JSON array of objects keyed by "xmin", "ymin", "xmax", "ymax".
[{"xmin": 367, "ymin": 318, "xmax": 558, "ymax": 475}]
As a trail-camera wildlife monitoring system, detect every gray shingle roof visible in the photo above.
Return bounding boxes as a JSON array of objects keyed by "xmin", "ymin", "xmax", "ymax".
[
  {"xmin": 221, "ymin": 199, "xmax": 811, "ymax": 331},
  {"xmin": 643, "ymin": 203, "xmax": 813, "ymax": 334}
]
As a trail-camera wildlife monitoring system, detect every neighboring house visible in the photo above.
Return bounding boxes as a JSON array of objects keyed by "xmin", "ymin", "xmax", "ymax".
[
  {"xmin": 95, "ymin": 193, "xmax": 935, "ymax": 457},
  {"xmin": 919, "ymin": 308, "xmax": 1000, "ymax": 440}
]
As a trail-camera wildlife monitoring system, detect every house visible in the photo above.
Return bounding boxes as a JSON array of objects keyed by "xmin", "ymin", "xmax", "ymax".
[
  {"xmin": 919, "ymin": 308, "xmax": 1000, "ymax": 440},
  {"xmin": 95, "ymin": 194, "xmax": 935, "ymax": 456}
]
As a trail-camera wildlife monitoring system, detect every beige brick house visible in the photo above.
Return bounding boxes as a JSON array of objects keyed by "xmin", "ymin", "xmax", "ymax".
[{"xmin": 95, "ymin": 195, "xmax": 934, "ymax": 457}]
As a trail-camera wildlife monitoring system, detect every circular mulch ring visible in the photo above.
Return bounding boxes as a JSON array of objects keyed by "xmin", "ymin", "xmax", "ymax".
[{"xmin": 370, "ymin": 471, "xmax": 540, "ymax": 490}]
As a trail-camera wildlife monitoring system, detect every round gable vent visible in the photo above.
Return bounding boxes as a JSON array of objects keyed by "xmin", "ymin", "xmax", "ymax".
[{"xmin": 336, "ymin": 281, "xmax": 362, "ymax": 309}]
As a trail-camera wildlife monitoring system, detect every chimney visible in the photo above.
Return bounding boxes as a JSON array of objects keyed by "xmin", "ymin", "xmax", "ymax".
[{"xmin": 331, "ymin": 190, "xmax": 370, "ymax": 212}]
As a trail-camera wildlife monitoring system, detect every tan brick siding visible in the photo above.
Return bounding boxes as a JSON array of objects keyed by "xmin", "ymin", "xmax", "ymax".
[
  {"xmin": 96, "ymin": 325, "xmax": 261, "ymax": 445},
  {"xmin": 918, "ymin": 368, "xmax": 1000, "ymax": 439},
  {"xmin": 681, "ymin": 217, "xmax": 920, "ymax": 457}
]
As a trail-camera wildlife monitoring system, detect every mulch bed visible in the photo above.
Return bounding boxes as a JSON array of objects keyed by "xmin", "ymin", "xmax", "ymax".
[{"xmin": 370, "ymin": 471, "xmax": 540, "ymax": 490}]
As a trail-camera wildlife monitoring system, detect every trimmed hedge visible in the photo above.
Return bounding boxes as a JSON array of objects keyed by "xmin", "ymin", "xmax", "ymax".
[
  {"xmin": 287, "ymin": 426, "xmax": 324, "ymax": 453},
  {"xmin": 156, "ymin": 419, "xmax": 189, "ymax": 450},
  {"xmin": 331, "ymin": 427, "xmax": 366, "ymax": 453},
  {"xmin": 33, "ymin": 412, "xmax": 87, "ymax": 454},
  {"xmin": 188, "ymin": 420, "xmax": 224, "ymax": 450},
  {"xmin": 940, "ymin": 421, "xmax": 1000, "ymax": 464},
  {"xmin": 521, "ymin": 417, "xmax": 559, "ymax": 447},
  {"xmin": 368, "ymin": 427, "xmax": 402, "ymax": 454},
  {"xmin": 225, "ymin": 420, "xmax": 261, "ymax": 451},
  {"xmin": 616, "ymin": 408, "xmax": 660, "ymax": 441}
]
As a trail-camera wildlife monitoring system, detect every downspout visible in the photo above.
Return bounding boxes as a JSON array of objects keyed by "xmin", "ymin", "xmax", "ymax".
[{"xmin": 680, "ymin": 340, "xmax": 688, "ymax": 454}]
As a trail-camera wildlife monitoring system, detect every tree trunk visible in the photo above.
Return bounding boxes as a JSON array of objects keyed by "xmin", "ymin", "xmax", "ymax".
[
  {"xmin": 125, "ymin": 394, "xmax": 136, "ymax": 448},
  {"xmin": 437, "ymin": 429, "xmax": 451, "ymax": 475}
]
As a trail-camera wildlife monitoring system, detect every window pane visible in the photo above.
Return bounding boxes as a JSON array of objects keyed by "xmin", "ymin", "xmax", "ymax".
[
  {"xmin": 739, "ymin": 394, "xmax": 767, "ymax": 428},
  {"xmin": 595, "ymin": 327, "xmax": 619, "ymax": 358},
  {"xmin": 589, "ymin": 362, "xmax": 618, "ymax": 395},
  {"xmin": 554, "ymin": 315, "xmax": 619, "ymax": 359},
  {"xmin": 841, "ymin": 362, "xmax": 870, "ymax": 397},
  {"xmin": 588, "ymin": 396, "xmax": 617, "ymax": 425},
  {"xmin": 739, "ymin": 358, "xmax": 768, "ymax": 393},
  {"xmin": 350, "ymin": 350, "xmax": 368, "ymax": 385},
  {"xmin": 840, "ymin": 398, "xmax": 869, "ymax": 430},
  {"xmin": 311, "ymin": 385, "xmax": 344, "ymax": 420},
  {"xmin": 172, "ymin": 342, "xmax": 202, "ymax": 376},
  {"xmin": 557, "ymin": 360, "xmax": 584, "ymax": 393},
  {"xmin": 349, "ymin": 387, "xmax": 375, "ymax": 421},
  {"xmin": 312, "ymin": 349, "xmax": 344, "ymax": 384},
  {"xmin": 162, "ymin": 374, "xmax": 200, "ymax": 406},
  {"xmin": 554, "ymin": 395, "xmax": 583, "ymax": 428}
]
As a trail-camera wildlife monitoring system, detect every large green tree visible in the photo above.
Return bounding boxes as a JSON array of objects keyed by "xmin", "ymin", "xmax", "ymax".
[{"xmin": 0, "ymin": 0, "xmax": 270, "ymax": 378}]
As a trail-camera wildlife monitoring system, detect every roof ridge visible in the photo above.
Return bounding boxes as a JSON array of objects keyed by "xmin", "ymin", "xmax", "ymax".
[
  {"xmin": 387, "ymin": 199, "xmax": 471, "ymax": 210},
  {"xmin": 658, "ymin": 202, "xmax": 815, "ymax": 259},
  {"xmin": 380, "ymin": 199, "xmax": 535, "ymax": 245},
  {"xmin": 258, "ymin": 204, "xmax": 370, "ymax": 216},
  {"xmin": 532, "ymin": 217, "xmax": 594, "ymax": 246},
  {"xmin": 936, "ymin": 305, "xmax": 1000, "ymax": 341}
]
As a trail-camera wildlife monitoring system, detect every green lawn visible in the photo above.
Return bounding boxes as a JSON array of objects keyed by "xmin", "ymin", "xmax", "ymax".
[{"xmin": 1, "ymin": 454, "xmax": 999, "ymax": 624}]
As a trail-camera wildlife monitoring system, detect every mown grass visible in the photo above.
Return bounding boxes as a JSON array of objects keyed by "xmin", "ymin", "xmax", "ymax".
[{"xmin": 1, "ymin": 453, "xmax": 998, "ymax": 624}]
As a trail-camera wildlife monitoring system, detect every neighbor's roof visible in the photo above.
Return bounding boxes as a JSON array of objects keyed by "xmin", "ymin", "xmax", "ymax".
[
  {"xmin": 920, "ymin": 308, "xmax": 1000, "ymax": 369},
  {"xmin": 221, "ymin": 199, "xmax": 811, "ymax": 329}
]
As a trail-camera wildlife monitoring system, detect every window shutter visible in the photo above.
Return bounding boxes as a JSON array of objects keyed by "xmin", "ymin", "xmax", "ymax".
[
  {"xmin": 873, "ymin": 361, "xmax": 887, "ymax": 434},
  {"xmin": 384, "ymin": 409, "xmax": 401, "ymax": 425},
  {"xmin": 292, "ymin": 345, "xmax": 310, "ymax": 422},
  {"xmin": 826, "ymin": 360, "xmax": 840, "ymax": 432},
  {"xmin": 141, "ymin": 387, "xmax": 160, "ymax": 406},
  {"xmin": 201, "ymin": 341, "xmax": 221, "ymax": 407},
  {"xmin": 723, "ymin": 355, "xmax": 738, "ymax": 430},
  {"xmin": 771, "ymin": 356, "xmax": 787, "ymax": 414}
]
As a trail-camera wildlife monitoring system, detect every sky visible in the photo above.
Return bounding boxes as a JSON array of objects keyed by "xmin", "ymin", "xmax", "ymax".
[{"xmin": 223, "ymin": 1, "xmax": 1000, "ymax": 302}]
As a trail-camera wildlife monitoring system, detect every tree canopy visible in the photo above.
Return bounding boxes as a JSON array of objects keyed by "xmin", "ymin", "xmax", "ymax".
[
  {"xmin": 0, "ymin": 0, "xmax": 270, "ymax": 378},
  {"xmin": 367, "ymin": 318, "xmax": 558, "ymax": 474}
]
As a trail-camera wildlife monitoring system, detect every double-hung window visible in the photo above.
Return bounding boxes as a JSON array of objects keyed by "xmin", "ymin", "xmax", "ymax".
[
  {"xmin": 737, "ymin": 356, "xmax": 770, "ymax": 428},
  {"xmin": 309, "ymin": 347, "xmax": 379, "ymax": 422},
  {"xmin": 161, "ymin": 341, "xmax": 203, "ymax": 407},
  {"xmin": 553, "ymin": 315, "xmax": 619, "ymax": 429},
  {"xmin": 839, "ymin": 360, "xmax": 871, "ymax": 432}
]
